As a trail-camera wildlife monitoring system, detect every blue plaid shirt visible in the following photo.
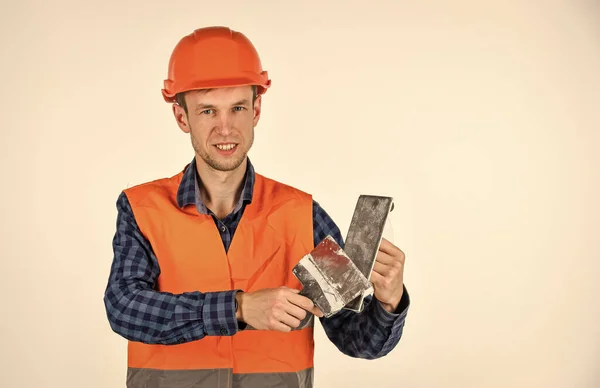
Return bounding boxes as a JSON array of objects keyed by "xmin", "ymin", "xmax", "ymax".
[{"xmin": 104, "ymin": 158, "xmax": 410, "ymax": 359}]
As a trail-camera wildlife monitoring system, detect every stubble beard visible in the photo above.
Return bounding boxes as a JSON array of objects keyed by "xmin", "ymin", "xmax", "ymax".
[{"xmin": 191, "ymin": 128, "xmax": 254, "ymax": 172}]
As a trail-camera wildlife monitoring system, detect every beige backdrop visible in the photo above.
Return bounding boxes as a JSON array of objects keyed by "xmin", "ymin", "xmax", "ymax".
[{"xmin": 1, "ymin": 0, "xmax": 598, "ymax": 387}]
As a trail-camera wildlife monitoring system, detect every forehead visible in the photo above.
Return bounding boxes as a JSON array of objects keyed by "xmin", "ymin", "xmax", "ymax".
[{"xmin": 186, "ymin": 86, "xmax": 254, "ymax": 104}]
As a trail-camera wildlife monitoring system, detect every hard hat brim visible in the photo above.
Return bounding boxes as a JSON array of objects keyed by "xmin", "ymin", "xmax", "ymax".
[{"xmin": 162, "ymin": 73, "xmax": 271, "ymax": 103}]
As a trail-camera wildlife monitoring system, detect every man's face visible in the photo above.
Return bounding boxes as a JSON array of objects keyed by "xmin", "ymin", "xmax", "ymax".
[{"xmin": 174, "ymin": 86, "xmax": 261, "ymax": 172}]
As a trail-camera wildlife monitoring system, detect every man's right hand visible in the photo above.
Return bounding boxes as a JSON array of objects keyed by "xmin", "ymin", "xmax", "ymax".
[{"xmin": 235, "ymin": 287, "xmax": 323, "ymax": 332}]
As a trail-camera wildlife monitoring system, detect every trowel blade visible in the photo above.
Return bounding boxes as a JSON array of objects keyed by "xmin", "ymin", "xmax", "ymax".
[
  {"xmin": 292, "ymin": 235, "xmax": 370, "ymax": 318},
  {"xmin": 343, "ymin": 195, "xmax": 394, "ymax": 312}
]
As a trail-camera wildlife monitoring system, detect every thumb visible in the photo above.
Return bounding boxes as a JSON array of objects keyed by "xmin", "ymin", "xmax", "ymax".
[{"xmin": 311, "ymin": 305, "xmax": 324, "ymax": 318}]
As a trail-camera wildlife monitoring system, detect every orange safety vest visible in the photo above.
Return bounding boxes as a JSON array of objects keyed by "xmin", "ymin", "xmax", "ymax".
[{"xmin": 122, "ymin": 166, "xmax": 316, "ymax": 388}]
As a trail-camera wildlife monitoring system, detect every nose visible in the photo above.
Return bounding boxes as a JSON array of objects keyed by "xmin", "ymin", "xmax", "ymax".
[{"xmin": 215, "ymin": 111, "xmax": 233, "ymax": 136}]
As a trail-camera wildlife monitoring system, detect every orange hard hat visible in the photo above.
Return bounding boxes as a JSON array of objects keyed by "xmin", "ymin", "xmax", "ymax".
[{"xmin": 161, "ymin": 26, "xmax": 271, "ymax": 102}]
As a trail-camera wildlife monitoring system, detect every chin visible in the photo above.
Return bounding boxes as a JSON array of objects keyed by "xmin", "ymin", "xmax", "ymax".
[{"xmin": 205, "ymin": 155, "xmax": 246, "ymax": 172}]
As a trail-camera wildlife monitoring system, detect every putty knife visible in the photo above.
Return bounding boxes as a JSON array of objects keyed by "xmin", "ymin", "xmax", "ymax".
[
  {"xmin": 243, "ymin": 235, "xmax": 368, "ymax": 331},
  {"xmin": 342, "ymin": 195, "xmax": 394, "ymax": 313},
  {"xmin": 242, "ymin": 195, "xmax": 394, "ymax": 331},
  {"xmin": 292, "ymin": 235, "xmax": 370, "ymax": 319}
]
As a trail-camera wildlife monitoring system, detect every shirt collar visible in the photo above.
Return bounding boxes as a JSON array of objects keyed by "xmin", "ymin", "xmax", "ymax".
[{"xmin": 176, "ymin": 157, "xmax": 255, "ymax": 214}]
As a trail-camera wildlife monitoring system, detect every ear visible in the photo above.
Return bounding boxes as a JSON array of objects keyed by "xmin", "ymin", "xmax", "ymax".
[
  {"xmin": 173, "ymin": 103, "xmax": 190, "ymax": 134},
  {"xmin": 253, "ymin": 94, "xmax": 262, "ymax": 128}
]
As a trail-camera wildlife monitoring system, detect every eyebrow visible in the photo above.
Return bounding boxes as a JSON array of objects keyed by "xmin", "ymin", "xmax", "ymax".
[
  {"xmin": 231, "ymin": 99, "xmax": 251, "ymax": 106},
  {"xmin": 194, "ymin": 99, "xmax": 251, "ymax": 113}
]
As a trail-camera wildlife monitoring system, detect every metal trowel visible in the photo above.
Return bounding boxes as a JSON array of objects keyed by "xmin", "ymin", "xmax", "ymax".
[
  {"xmin": 243, "ymin": 235, "xmax": 368, "ymax": 331},
  {"xmin": 292, "ymin": 235, "xmax": 371, "ymax": 319},
  {"xmin": 291, "ymin": 195, "xmax": 394, "ymax": 326},
  {"xmin": 245, "ymin": 195, "xmax": 394, "ymax": 331},
  {"xmin": 342, "ymin": 195, "xmax": 394, "ymax": 312}
]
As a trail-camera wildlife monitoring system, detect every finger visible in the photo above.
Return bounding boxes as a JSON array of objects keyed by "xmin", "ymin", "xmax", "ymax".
[
  {"xmin": 379, "ymin": 243, "xmax": 405, "ymax": 266},
  {"xmin": 287, "ymin": 302, "xmax": 322, "ymax": 319},
  {"xmin": 310, "ymin": 305, "xmax": 324, "ymax": 318},
  {"xmin": 284, "ymin": 302, "xmax": 308, "ymax": 321},
  {"xmin": 270, "ymin": 319, "xmax": 293, "ymax": 332},
  {"xmin": 374, "ymin": 251, "xmax": 395, "ymax": 265},
  {"xmin": 288, "ymin": 294, "xmax": 324, "ymax": 318},
  {"xmin": 280, "ymin": 286, "xmax": 301, "ymax": 293},
  {"xmin": 277, "ymin": 312, "xmax": 302, "ymax": 329},
  {"xmin": 373, "ymin": 261, "xmax": 391, "ymax": 276},
  {"xmin": 379, "ymin": 238, "xmax": 403, "ymax": 257},
  {"xmin": 370, "ymin": 270, "xmax": 385, "ymax": 287},
  {"xmin": 287, "ymin": 293, "xmax": 318, "ymax": 312}
]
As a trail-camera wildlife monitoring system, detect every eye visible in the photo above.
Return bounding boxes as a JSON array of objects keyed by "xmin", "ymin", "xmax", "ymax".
[
  {"xmin": 233, "ymin": 106, "xmax": 246, "ymax": 112},
  {"xmin": 201, "ymin": 109, "xmax": 214, "ymax": 115}
]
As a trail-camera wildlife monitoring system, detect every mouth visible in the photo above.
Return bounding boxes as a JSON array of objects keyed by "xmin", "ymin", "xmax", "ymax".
[{"xmin": 214, "ymin": 143, "xmax": 238, "ymax": 154}]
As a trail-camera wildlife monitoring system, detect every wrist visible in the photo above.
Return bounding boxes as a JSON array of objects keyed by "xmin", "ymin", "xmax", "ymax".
[
  {"xmin": 378, "ymin": 296, "xmax": 401, "ymax": 314},
  {"xmin": 382, "ymin": 302, "xmax": 398, "ymax": 313},
  {"xmin": 235, "ymin": 291, "xmax": 244, "ymax": 321}
]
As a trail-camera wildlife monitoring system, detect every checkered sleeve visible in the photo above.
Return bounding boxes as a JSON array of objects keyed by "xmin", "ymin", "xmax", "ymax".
[
  {"xmin": 312, "ymin": 200, "xmax": 410, "ymax": 359},
  {"xmin": 103, "ymin": 192, "xmax": 240, "ymax": 345}
]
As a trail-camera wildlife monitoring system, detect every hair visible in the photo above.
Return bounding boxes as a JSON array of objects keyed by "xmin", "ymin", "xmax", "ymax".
[{"xmin": 175, "ymin": 85, "xmax": 258, "ymax": 115}]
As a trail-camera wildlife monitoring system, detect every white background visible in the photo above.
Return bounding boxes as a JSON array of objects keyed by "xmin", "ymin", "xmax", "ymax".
[{"xmin": 1, "ymin": 0, "xmax": 598, "ymax": 387}]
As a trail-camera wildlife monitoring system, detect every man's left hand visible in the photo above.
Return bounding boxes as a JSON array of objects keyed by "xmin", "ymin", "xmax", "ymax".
[{"xmin": 370, "ymin": 238, "xmax": 406, "ymax": 313}]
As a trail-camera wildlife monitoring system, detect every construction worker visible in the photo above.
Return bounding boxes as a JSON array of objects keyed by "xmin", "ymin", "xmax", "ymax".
[{"xmin": 103, "ymin": 26, "xmax": 410, "ymax": 388}]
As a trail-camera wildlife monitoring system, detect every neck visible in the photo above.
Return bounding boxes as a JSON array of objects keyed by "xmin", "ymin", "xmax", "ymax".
[{"xmin": 195, "ymin": 157, "xmax": 247, "ymax": 219}]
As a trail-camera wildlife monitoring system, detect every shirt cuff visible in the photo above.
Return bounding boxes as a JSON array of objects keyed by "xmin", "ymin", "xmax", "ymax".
[
  {"xmin": 202, "ymin": 290, "xmax": 240, "ymax": 336},
  {"xmin": 373, "ymin": 285, "xmax": 410, "ymax": 323}
]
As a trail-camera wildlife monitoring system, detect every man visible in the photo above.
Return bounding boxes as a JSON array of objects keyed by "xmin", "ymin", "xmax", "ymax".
[{"xmin": 104, "ymin": 26, "xmax": 410, "ymax": 388}]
